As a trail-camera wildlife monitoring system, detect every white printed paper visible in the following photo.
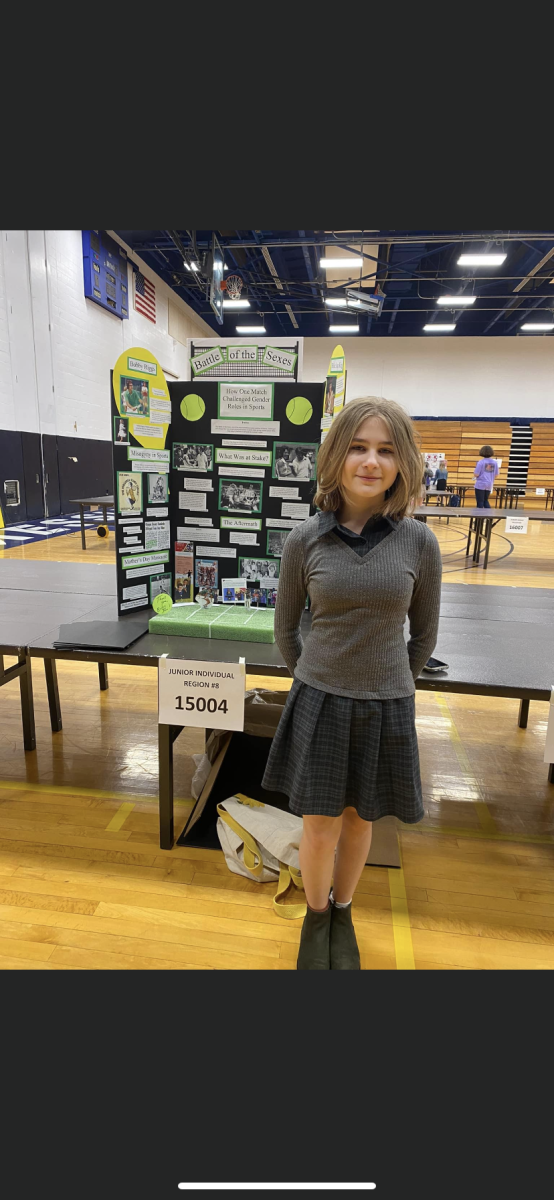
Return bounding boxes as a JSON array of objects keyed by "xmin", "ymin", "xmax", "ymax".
[
  {"xmin": 151, "ymin": 390, "xmax": 170, "ymax": 405},
  {"xmin": 118, "ymin": 517, "xmax": 142, "ymax": 525},
  {"xmin": 121, "ymin": 550, "xmax": 169, "ymax": 570},
  {"xmin": 130, "ymin": 423, "xmax": 164, "ymax": 439},
  {"xmin": 269, "ymin": 486, "xmax": 300, "ymax": 500},
  {"xmin": 128, "ymin": 356, "xmax": 156, "ymax": 376},
  {"xmin": 123, "ymin": 526, "xmax": 141, "ymax": 535},
  {"xmin": 222, "ymin": 578, "xmax": 247, "ymax": 589},
  {"xmin": 179, "ymin": 491, "xmax": 207, "ymax": 511},
  {"xmin": 266, "ymin": 518, "xmax": 305, "ymax": 529},
  {"xmin": 282, "ymin": 502, "xmax": 310, "ymax": 519},
  {"xmin": 262, "ymin": 345, "xmax": 296, "ymax": 372},
  {"xmin": 124, "ymin": 536, "xmax": 142, "ymax": 545},
  {"xmin": 220, "ymin": 517, "xmax": 262, "ymax": 531},
  {"xmin": 120, "ymin": 597, "xmax": 149, "ymax": 610},
  {"xmin": 215, "ymin": 448, "xmax": 271, "ymax": 467},
  {"xmin": 178, "ymin": 527, "xmax": 220, "ymax": 542},
  {"xmin": 544, "ymin": 686, "xmax": 554, "ymax": 763},
  {"xmin": 184, "ymin": 517, "xmax": 213, "ymax": 526},
  {"xmin": 191, "ymin": 346, "xmax": 224, "ymax": 375},
  {"xmin": 229, "ymin": 533, "xmax": 259, "ymax": 545},
  {"xmin": 158, "ymin": 656, "xmax": 245, "ymax": 732},
  {"xmin": 219, "ymin": 383, "xmax": 273, "ymax": 420},
  {"xmin": 218, "ymin": 466, "xmax": 265, "ymax": 479},
  {"xmin": 196, "ymin": 546, "xmax": 237, "ymax": 558},
  {"xmin": 123, "ymin": 584, "xmax": 148, "ymax": 600},
  {"xmin": 127, "ymin": 448, "xmax": 170, "ymax": 463},
  {"xmin": 146, "ymin": 507, "xmax": 168, "ymax": 518},
  {"xmin": 150, "ymin": 410, "xmax": 172, "ymax": 425},
  {"xmin": 126, "ymin": 563, "xmax": 168, "ymax": 580},
  {"xmin": 505, "ymin": 515, "xmax": 529, "ymax": 534},
  {"xmin": 184, "ymin": 478, "xmax": 213, "ymax": 491},
  {"xmin": 145, "ymin": 520, "xmax": 170, "ymax": 551},
  {"xmin": 131, "ymin": 461, "xmax": 169, "ymax": 473},
  {"xmin": 222, "ymin": 440, "xmax": 267, "ymax": 448},
  {"xmin": 212, "ymin": 420, "xmax": 280, "ymax": 437}
]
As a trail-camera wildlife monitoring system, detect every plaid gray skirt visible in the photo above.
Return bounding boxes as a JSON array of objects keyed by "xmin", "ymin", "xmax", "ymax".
[{"xmin": 262, "ymin": 679, "xmax": 424, "ymax": 824}]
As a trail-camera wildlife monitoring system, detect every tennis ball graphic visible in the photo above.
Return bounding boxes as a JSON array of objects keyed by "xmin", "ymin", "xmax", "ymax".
[
  {"xmin": 286, "ymin": 396, "xmax": 313, "ymax": 425},
  {"xmin": 180, "ymin": 394, "xmax": 206, "ymax": 421}
]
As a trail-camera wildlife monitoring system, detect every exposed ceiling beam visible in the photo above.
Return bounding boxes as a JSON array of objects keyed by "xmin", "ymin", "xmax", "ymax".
[{"xmin": 513, "ymin": 246, "xmax": 554, "ymax": 292}]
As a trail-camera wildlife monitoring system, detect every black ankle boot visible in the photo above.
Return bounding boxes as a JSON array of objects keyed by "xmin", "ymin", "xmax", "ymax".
[
  {"xmin": 296, "ymin": 905, "xmax": 332, "ymax": 970},
  {"xmin": 330, "ymin": 902, "xmax": 361, "ymax": 970}
]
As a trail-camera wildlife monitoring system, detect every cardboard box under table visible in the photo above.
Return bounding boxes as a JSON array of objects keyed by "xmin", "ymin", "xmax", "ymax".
[
  {"xmin": 149, "ymin": 603, "xmax": 275, "ymax": 643},
  {"xmin": 177, "ymin": 688, "xmax": 400, "ymax": 869}
]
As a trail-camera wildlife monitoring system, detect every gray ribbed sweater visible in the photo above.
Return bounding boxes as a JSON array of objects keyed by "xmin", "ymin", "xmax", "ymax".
[{"xmin": 275, "ymin": 510, "xmax": 442, "ymax": 699}]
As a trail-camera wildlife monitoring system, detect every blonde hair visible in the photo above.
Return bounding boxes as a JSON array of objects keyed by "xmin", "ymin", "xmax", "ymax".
[{"xmin": 314, "ymin": 396, "xmax": 423, "ymax": 520}]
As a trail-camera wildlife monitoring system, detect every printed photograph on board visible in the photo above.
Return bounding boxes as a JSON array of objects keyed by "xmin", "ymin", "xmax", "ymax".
[
  {"xmin": 173, "ymin": 443, "xmax": 214, "ymax": 472},
  {"xmin": 120, "ymin": 376, "xmax": 150, "ymax": 417},
  {"xmin": 117, "ymin": 471, "xmax": 142, "ymax": 514},
  {"xmin": 147, "ymin": 473, "xmax": 168, "ymax": 504},
  {"xmin": 195, "ymin": 558, "xmax": 218, "ymax": 588},
  {"xmin": 175, "ymin": 546, "xmax": 193, "ymax": 602},
  {"xmin": 239, "ymin": 557, "xmax": 280, "ymax": 581},
  {"xmin": 223, "ymin": 586, "xmax": 236, "ymax": 603},
  {"xmin": 266, "ymin": 529, "xmax": 291, "ymax": 557},
  {"xmin": 273, "ymin": 442, "xmax": 318, "ymax": 481},
  {"xmin": 324, "ymin": 376, "xmax": 336, "ymax": 416},
  {"xmin": 150, "ymin": 573, "xmax": 172, "ymax": 603},
  {"xmin": 219, "ymin": 479, "xmax": 263, "ymax": 514},
  {"xmin": 113, "ymin": 415, "xmax": 129, "ymax": 445}
]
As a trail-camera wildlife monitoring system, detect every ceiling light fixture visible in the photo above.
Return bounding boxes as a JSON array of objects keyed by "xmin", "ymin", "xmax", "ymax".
[
  {"xmin": 437, "ymin": 296, "xmax": 476, "ymax": 306},
  {"xmin": 236, "ymin": 325, "xmax": 266, "ymax": 333},
  {"xmin": 329, "ymin": 325, "xmax": 360, "ymax": 333},
  {"xmin": 423, "ymin": 324, "xmax": 456, "ymax": 332},
  {"xmin": 520, "ymin": 322, "xmax": 554, "ymax": 331},
  {"xmin": 457, "ymin": 254, "xmax": 507, "ymax": 266},
  {"xmin": 222, "ymin": 299, "xmax": 251, "ymax": 308},
  {"xmin": 320, "ymin": 257, "xmax": 363, "ymax": 269},
  {"xmin": 325, "ymin": 297, "xmax": 348, "ymax": 307}
]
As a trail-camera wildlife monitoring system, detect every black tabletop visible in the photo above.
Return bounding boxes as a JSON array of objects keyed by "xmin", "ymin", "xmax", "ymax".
[
  {"xmin": 69, "ymin": 495, "xmax": 114, "ymax": 506},
  {"xmin": 415, "ymin": 505, "xmax": 554, "ymax": 521}
]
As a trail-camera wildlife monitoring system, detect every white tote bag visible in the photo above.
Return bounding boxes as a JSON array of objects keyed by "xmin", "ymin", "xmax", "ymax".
[{"xmin": 216, "ymin": 793, "xmax": 306, "ymax": 920}]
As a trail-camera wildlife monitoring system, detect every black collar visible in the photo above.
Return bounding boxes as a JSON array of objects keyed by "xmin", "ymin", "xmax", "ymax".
[{"xmin": 315, "ymin": 510, "xmax": 400, "ymax": 539}]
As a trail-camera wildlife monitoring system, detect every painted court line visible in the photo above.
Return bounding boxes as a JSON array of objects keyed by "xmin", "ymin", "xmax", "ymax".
[
  {"xmin": 105, "ymin": 802, "xmax": 135, "ymax": 832},
  {"xmin": 388, "ymin": 853, "xmax": 415, "ymax": 971},
  {"xmin": 0, "ymin": 779, "xmax": 192, "ymax": 806}
]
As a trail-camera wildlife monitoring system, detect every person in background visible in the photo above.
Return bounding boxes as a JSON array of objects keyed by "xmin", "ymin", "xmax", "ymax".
[
  {"xmin": 473, "ymin": 446, "xmax": 499, "ymax": 509},
  {"xmin": 433, "ymin": 460, "xmax": 448, "ymax": 484}
]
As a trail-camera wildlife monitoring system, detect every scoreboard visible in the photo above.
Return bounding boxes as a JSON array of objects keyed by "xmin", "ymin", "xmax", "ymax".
[{"xmin": 82, "ymin": 230, "xmax": 129, "ymax": 320}]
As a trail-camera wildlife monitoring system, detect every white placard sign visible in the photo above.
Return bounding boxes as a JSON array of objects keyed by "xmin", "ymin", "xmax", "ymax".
[
  {"xmin": 262, "ymin": 345, "xmax": 297, "ymax": 373},
  {"xmin": 505, "ymin": 515, "xmax": 529, "ymax": 534},
  {"xmin": 536, "ymin": 488, "xmax": 546, "ymax": 496},
  {"xmin": 282, "ymin": 502, "xmax": 310, "ymax": 519},
  {"xmin": 219, "ymin": 383, "xmax": 273, "ymax": 420},
  {"xmin": 221, "ymin": 517, "xmax": 262, "ymax": 531},
  {"xmin": 544, "ymin": 686, "xmax": 554, "ymax": 763},
  {"xmin": 159, "ymin": 657, "xmax": 246, "ymax": 732},
  {"xmin": 215, "ymin": 448, "xmax": 271, "ymax": 467},
  {"xmin": 179, "ymin": 491, "xmax": 207, "ymax": 511},
  {"xmin": 218, "ymin": 466, "xmax": 265, "ymax": 478},
  {"xmin": 127, "ymin": 448, "xmax": 170, "ymax": 463},
  {"xmin": 226, "ymin": 345, "xmax": 258, "ymax": 364},
  {"xmin": 128, "ymin": 357, "xmax": 157, "ymax": 375}
]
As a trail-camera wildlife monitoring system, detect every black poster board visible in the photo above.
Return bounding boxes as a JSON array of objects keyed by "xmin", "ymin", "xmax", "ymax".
[
  {"xmin": 111, "ymin": 375, "xmax": 324, "ymax": 614},
  {"xmin": 168, "ymin": 380, "xmax": 323, "ymax": 602}
]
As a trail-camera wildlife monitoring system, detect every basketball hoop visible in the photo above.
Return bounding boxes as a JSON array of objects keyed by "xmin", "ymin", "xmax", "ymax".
[{"xmin": 225, "ymin": 274, "xmax": 243, "ymax": 300}]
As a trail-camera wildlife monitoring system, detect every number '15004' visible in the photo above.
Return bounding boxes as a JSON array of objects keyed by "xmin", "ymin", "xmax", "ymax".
[{"xmin": 175, "ymin": 696, "xmax": 228, "ymax": 713}]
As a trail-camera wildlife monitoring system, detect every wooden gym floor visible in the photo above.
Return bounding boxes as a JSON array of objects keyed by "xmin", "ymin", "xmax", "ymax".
[{"xmin": 0, "ymin": 512, "xmax": 553, "ymax": 970}]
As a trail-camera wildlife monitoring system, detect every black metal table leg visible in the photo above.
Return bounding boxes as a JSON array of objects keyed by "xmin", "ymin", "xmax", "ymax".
[
  {"xmin": 549, "ymin": 763, "xmax": 554, "ymax": 785},
  {"xmin": 19, "ymin": 654, "xmax": 36, "ymax": 751},
  {"xmin": 473, "ymin": 517, "xmax": 482, "ymax": 562},
  {"xmin": 79, "ymin": 504, "xmax": 86, "ymax": 551},
  {"xmin": 483, "ymin": 518, "xmax": 493, "ymax": 569},
  {"xmin": 518, "ymin": 699, "xmax": 530, "ymax": 728},
  {"xmin": 98, "ymin": 662, "xmax": 109, "ymax": 691},
  {"xmin": 159, "ymin": 723, "xmax": 175, "ymax": 849},
  {"xmin": 44, "ymin": 658, "xmax": 62, "ymax": 732},
  {"xmin": 466, "ymin": 517, "xmax": 474, "ymax": 557}
]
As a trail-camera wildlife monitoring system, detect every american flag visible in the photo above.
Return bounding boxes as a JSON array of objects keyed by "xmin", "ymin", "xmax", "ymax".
[{"xmin": 134, "ymin": 271, "xmax": 156, "ymax": 323}]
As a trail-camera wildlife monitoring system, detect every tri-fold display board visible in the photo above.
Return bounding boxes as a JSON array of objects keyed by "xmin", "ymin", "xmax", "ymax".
[{"xmin": 111, "ymin": 348, "xmax": 324, "ymax": 616}]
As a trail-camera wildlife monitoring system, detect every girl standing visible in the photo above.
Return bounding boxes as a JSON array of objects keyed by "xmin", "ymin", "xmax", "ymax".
[
  {"xmin": 473, "ymin": 446, "xmax": 499, "ymax": 509},
  {"xmin": 262, "ymin": 397, "xmax": 442, "ymax": 970}
]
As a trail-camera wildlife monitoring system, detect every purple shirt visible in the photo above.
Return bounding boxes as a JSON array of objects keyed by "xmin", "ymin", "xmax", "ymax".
[{"xmin": 474, "ymin": 457, "xmax": 499, "ymax": 491}]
